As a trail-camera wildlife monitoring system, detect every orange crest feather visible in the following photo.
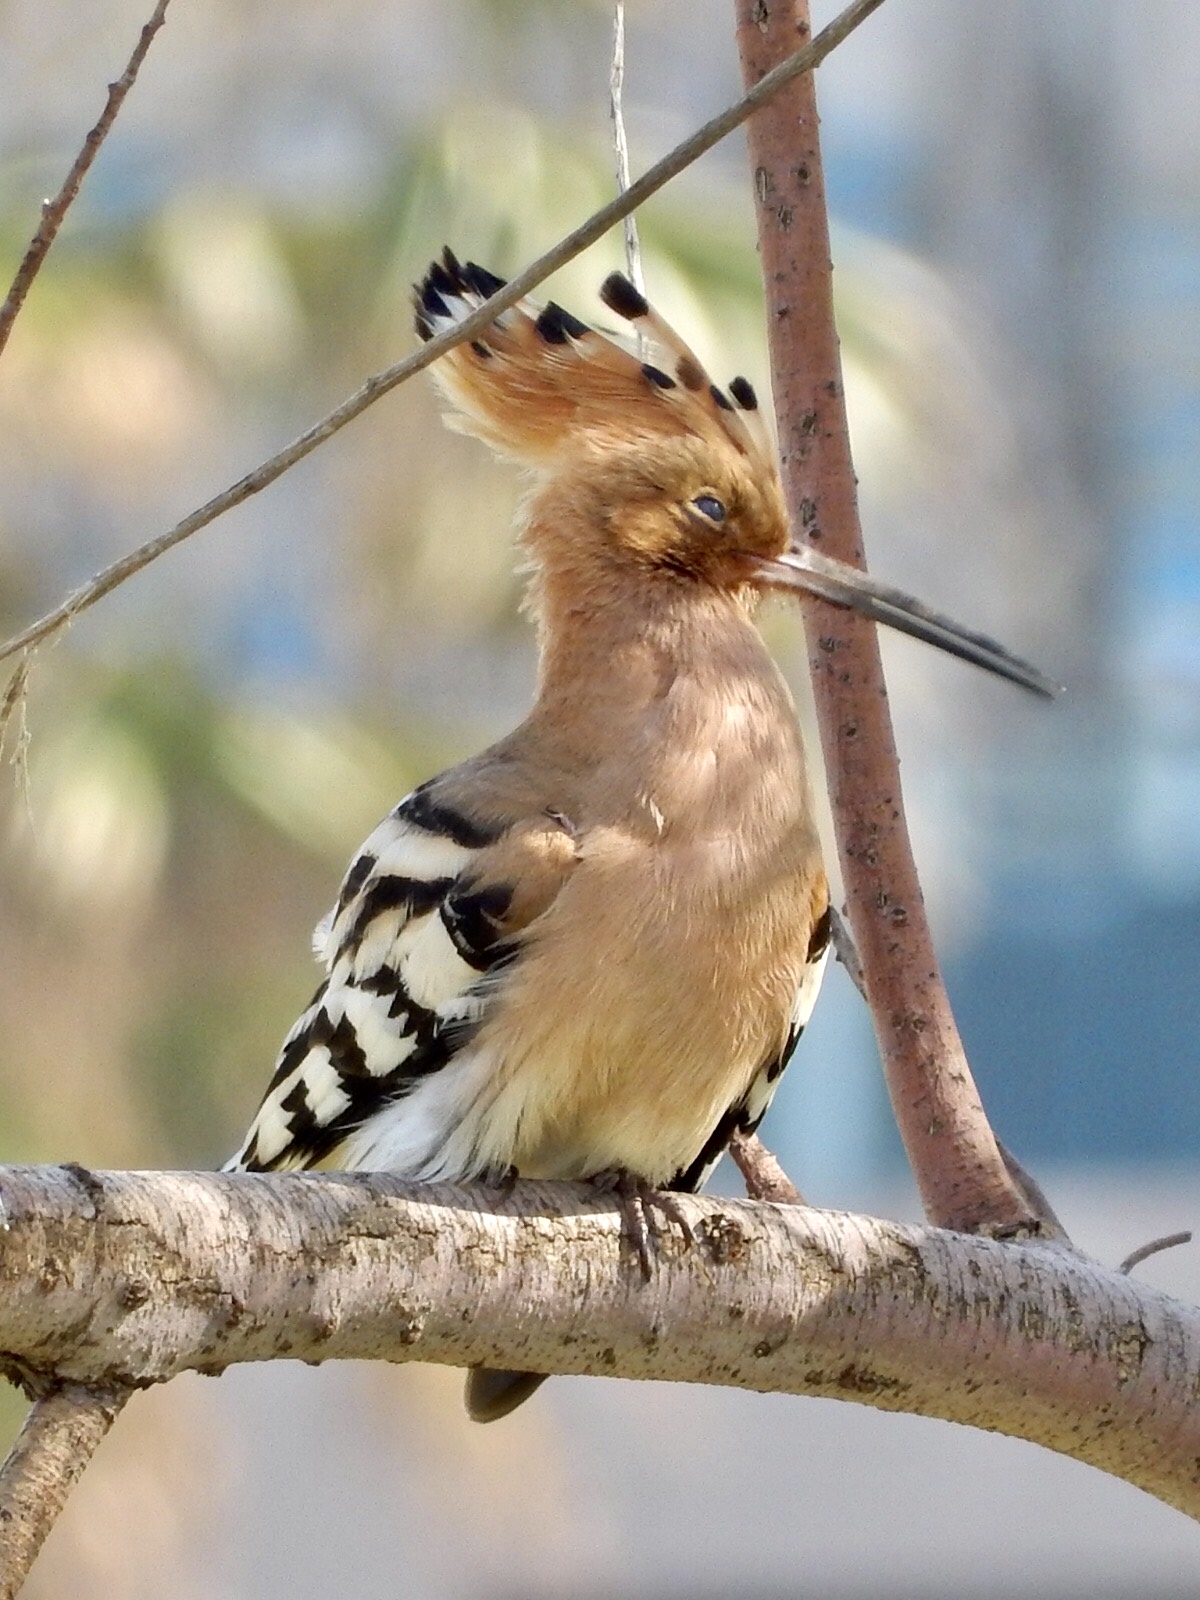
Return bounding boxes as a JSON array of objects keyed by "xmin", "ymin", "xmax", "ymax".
[{"xmin": 413, "ymin": 248, "xmax": 770, "ymax": 474}]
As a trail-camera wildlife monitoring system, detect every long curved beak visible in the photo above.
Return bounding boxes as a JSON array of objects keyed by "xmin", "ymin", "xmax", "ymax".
[{"xmin": 752, "ymin": 544, "xmax": 1059, "ymax": 700}]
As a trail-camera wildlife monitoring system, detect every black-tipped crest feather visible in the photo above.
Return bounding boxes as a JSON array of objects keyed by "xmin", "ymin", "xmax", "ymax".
[{"xmin": 600, "ymin": 271, "xmax": 650, "ymax": 321}]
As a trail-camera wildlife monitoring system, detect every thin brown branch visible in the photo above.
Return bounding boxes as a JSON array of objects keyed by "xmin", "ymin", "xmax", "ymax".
[
  {"xmin": 734, "ymin": 0, "xmax": 1037, "ymax": 1237},
  {"xmin": 0, "ymin": 0, "xmax": 173, "ymax": 361},
  {"xmin": 0, "ymin": 0, "xmax": 884, "ymax": 670},
  {"xmin": 0, "ymin": 657, "xmax": 29, "ymax": 766},
  {"xmin": 0, "ymin": 1382, "xmax": 130, "ymax": 1600},
  {"xmin": 0, "ymin": 655, "xmax": 33, "ymax": 822},
  {"xmin": 728, "ymin": 1131, "xmax": 804, "ymax": 1203},
  {"xmin": 0, "ymin": 1167, "xmax": 1198, "ymax": 1521}
]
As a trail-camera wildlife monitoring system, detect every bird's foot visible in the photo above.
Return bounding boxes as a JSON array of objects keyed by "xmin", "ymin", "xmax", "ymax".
[
  {"xmin": 589, "ymin": 1169, "xmax": 694, "ymax": 1281},
  {"xmin": 486, "ymin": 1164, "xmax": 520, "ymax": 1199}
]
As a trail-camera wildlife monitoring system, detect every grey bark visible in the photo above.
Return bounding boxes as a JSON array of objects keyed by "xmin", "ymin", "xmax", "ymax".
[
  {"xmin": 0, "ymin": 1382, "xmax": 128, "ymax": 1600},
  {"xmin": 0, "ymin": 1165, "xmax": 1197, "ymax": 1520}
]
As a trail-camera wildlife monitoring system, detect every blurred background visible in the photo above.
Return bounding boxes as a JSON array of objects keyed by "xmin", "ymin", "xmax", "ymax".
[{"xmin": 1, "ymin": 0, "xmax": 1199, "ymax": 1593}]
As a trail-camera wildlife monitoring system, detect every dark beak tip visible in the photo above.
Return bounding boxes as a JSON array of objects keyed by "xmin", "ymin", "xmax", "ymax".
[{"xmin": 752, "ymin": 550, "xmax": 1059, "ymax": 702}]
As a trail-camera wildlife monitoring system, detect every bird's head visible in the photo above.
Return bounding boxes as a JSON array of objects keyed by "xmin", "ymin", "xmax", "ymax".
[
  {"xmin": 413, "ymin": 250, "xmax": 1056, "ymax": 696},
  {"xmin": 414, "ymin": 252, "xmax": 787, "ymax": 594},
  {"xmin": 543, "ymin": 424, "xmax": 792, "ymax": 594}
]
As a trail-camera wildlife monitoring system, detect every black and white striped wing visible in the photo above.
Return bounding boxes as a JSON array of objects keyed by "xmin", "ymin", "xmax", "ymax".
[{"xmin": 225, "ymin": 786, "xmax": 507, "ymax": 1174}]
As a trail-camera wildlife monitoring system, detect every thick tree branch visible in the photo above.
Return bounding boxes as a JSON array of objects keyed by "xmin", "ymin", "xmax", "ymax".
[
  {"xmin": 734, "ymin": 0, "xmax": 1036, "ymax": 1237},
  {"xmin": 0, "ymin": 0, "xmax": 884, "ymax": 670},
  {"xmin": 0, "ymin": 1167, "xmax": 1197, "ymax": 1521}
]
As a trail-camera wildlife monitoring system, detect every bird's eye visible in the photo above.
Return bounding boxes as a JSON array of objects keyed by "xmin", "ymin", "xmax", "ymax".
[{"xmin": 691, "ymin": 494, "xmax": 727, "ymax": 524}]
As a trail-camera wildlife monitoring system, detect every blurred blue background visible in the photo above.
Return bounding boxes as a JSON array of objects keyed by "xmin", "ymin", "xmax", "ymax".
[{"xmin": 1, "ymin": 0, "xmax": 1198, "ymax": 1594}]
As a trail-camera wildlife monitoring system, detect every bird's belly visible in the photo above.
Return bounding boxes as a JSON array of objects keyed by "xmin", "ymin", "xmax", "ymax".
[
  {"xmin": 335, "ymin": 975, "xmax": 785, "ymax": 1186},
  {"xmin": 468, "ymin": 854, "xmax": 817, "ymax": 1185},
  {"xmin": 474, "ymin": 980, "xmax": 784, "ymax": 1184}
]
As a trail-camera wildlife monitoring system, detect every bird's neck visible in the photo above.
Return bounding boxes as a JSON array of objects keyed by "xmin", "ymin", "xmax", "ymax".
[
  {"xmin": 518, "ymin": 560, "xmax": 810, "ymax": 836},
  {"xmin": 528, "ymin": 561, "xmax": 748, "ymax": 724}
]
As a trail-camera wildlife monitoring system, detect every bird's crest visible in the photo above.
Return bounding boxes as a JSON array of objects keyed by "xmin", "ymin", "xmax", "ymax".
[
  {"xmin": 413, "ymin": 248, "xmax": 770, "ymax": 475},
  {"xmin": 412, "ymin": 248, "xmax": 1059, "ymax": 697}
]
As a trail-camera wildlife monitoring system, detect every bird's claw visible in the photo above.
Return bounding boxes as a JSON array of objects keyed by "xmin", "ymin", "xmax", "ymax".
[
  {"xmin": 487, "ymin": 1164, "xmax": 520, "ymax": 1198},
  {"xmin": 590, "ymin": 1169, "xmax": 694, "ymax": 1281}
]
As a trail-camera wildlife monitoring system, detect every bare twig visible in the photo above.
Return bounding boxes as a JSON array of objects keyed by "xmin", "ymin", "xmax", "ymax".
[
  {"xmin": 0, "ymin": 0, "xmax": 884, "ymax": 670},
  {"xmin": 0, "ymin": 657, "xmax": 29, "ymax": 765},
  {"xmin": 0, "ymin": 655, "xmax": 33, "ymax": 819},
  {"xmin": 829, "ymin": 904, "xmax": 867, "ymax": 1000},
  {"xmin": 0, "ymin": 1383, "xmax": 131, "ymax": 1600},
  {"xmin": 1120, "ymin": 1231, "xmax": 1193, "ymax": 1276},
  {"xmin": 608, "ymin": 2, "xmax": 645, "ymax": 298},
  {"xmin": 0, "ymin": 0, "xmax": 173, "ymax": 362},
  {"xmin": 734, "ymin": 0, "xmax": 1039, "ymax": 1239},
  {"xmin": 728, "ymin": 1131, "xmax": 804, "ymax": 1203},
  {"xmin": 995, "ymin": 1140, "xmax": 1069, "ymax": 1240}
]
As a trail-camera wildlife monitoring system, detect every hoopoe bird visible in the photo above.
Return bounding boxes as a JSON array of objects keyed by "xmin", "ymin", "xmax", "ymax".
[{"xmin": 226, "ymin": 249, "xmax": 1052, "ymax": 1422}]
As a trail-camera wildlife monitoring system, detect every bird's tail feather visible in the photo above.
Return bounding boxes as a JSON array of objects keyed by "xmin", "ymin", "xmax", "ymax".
[{"xmin": 464, "ymin": 1366, "xmax": 549, "ymax": 1424}]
